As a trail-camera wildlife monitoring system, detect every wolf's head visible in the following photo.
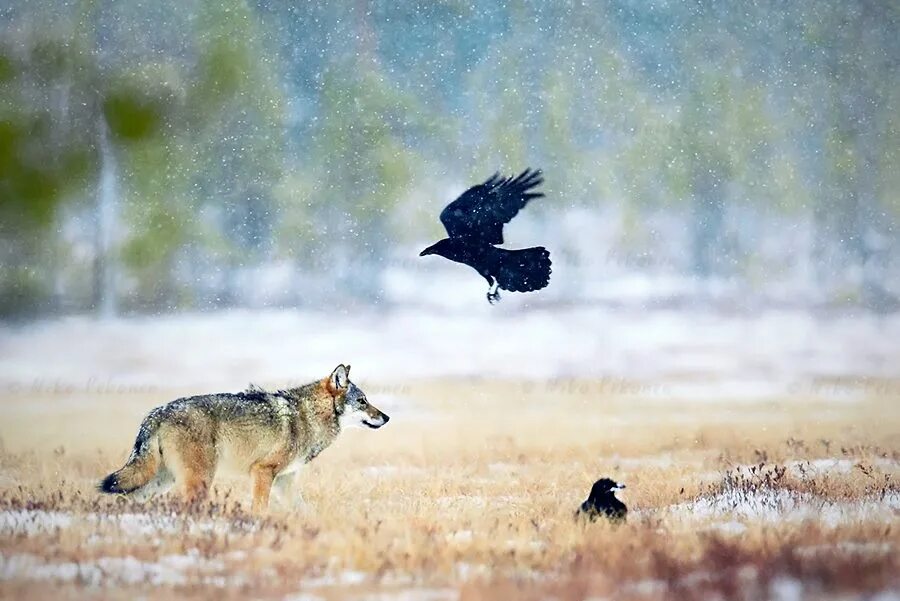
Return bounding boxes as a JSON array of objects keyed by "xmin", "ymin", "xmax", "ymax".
[{"xmin": 327, "ymin": 364, "xmax": 390, "ymax": 430}]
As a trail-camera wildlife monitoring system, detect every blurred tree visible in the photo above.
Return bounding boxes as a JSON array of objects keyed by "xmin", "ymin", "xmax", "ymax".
[
  {"xmin": 669, "ymin": 17, "xmax": 774, "ymax": 277},
  {"xmin": 0, "ymin": 13, "xmax": 144, "ymax": 317},
  {"xmin": 0, "ymin": 0, "xmax": 285, "ymax": 315},
  {"xmin": 281, "ymin": 0, "xmax": 432, "ymax": 302},
  {"xmin": 803, "ymin": 1, "xmax": 899, "ymax": 307},
  {"xmin": 1, "ymin": 0, "xmax": 897, "ymax": 315}
]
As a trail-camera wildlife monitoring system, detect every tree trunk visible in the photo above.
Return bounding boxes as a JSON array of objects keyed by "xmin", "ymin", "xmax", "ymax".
[
  {"xmin": 690, "ymin": 167, "xmax": 725, "ymax": 277},
  {"xmin": 94, "ymin": 115, "xmax": 118, "ymax": 317}
]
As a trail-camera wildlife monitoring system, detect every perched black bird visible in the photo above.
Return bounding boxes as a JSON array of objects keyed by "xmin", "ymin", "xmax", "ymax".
[
  {"xmin": 419, "ymin": 169, "xmax": 551, "ymax": 304},
  {"xmin": 576, "ymin": 478, "xmax": 627, "ymax": 523}
]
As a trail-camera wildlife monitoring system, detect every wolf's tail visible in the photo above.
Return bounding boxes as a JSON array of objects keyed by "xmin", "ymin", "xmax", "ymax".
[
  {"xmin": 496, "ymin": 246, "xmax": 552, "ymax": 293},
  {"xmin": 98, "ymin": 407, "xmax": 165, "ymax": 494}
]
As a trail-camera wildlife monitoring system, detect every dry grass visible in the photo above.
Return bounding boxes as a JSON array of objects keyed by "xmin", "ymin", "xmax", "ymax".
[{"xmin": 0, "ymin": 379, "xmax": 898, "ymax": 600}]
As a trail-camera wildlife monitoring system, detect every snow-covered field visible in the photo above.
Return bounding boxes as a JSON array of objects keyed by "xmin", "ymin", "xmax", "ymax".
[
  {"xmin": 0, "ymin": 306, "xmax": 897, "ymax": 599},
  {"xmin": 2, "ymin": 481, "xmax": 897, "ymax": 593},
  {"xmin": 1, "ymin": 306, "xmax": 897, "ymax": 398},
  {"xmin": 0, "ymin": 371, "xmax": 897, "ymax": 600}
]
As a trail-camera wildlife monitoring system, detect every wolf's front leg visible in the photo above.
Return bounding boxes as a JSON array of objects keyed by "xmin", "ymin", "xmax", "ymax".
[
  {"xmin": 250, "ymin": 464, "xmax": 276, "ymax": 514},
  {"xmin": 271, "ymin": 472, "xmax": 304, "ymax": 510}
]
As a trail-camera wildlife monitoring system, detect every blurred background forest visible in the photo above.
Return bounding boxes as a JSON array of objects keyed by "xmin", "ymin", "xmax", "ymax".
[{"xmin": 1, "ymin": 0, "xmax": 898, "ymax": 318}]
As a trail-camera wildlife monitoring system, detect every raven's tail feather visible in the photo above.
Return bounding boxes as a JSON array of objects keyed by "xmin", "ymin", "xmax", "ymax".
[{"xmin": 496, "ymin": 246, "xmax": 552, "ymax": 293}]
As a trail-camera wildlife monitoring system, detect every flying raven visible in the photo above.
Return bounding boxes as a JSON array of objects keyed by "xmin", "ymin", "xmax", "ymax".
[{"xmin": 419, "ymin": 169, "xmax": 551, "ymax": 303}]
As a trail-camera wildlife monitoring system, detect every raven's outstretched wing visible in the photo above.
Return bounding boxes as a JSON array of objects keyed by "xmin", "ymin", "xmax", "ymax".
[{"xmin": 439, "ymin": 168, "xmax": 544, "ymax": 245}]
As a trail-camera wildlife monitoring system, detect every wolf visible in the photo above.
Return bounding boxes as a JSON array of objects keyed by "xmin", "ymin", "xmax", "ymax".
[{"xmin": 98, "ymin": 364, "xmax": 388, "ymax": 512}]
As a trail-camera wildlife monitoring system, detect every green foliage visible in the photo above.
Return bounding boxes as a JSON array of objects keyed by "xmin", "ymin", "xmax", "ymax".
[
  {"xmin": 0, "ymin": 30, "xmax": 96, "ymax": 232},
  {"xmin": 103, "ymin": 90, "xmax": 162, "ymax": 143},
  {"xmin": 0, "ymin": 265, "xmax": 49, "ymax": 318},
  {"xmin": 0, "ymin": 53, "xmax": 12, "ymax": 83},
  {"xmin": 0, "ymin": 119, "xmax": 57, "ymax": 222},
  {"xmin": 198, "ymin": 40, "xmax": 253, "ymax": 103},
  {"xmin": 121, "ymin": 200, "xmax": 189, "ymax": 270},
  {"xmin": 293, "ymin": 55, "xmax": 429, "ymax": 268},
  {"xmin": 0, "ymin": 112, "xmax": 94, "ymax": 231}
]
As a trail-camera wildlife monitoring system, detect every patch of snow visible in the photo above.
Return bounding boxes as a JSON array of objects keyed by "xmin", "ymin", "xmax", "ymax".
[
  {"xmin": 671, "ymin": 490, "xmax": 899, "ymax": 526},
  {"xmin": 721, "ymin": 458, "xmax": 867, "ymax": 484},
  {"xmin": 283, "ymin": 594, "xmax": 326, "ymax": 601},
  {"xmin": 0, "ymin": 508, "xmax": 258, "ymax": 540},
  {"xmin": 686, "ymin": 489, "xmax": 811, "ymax": 522},
  {"xmin": 353, "ymin": 589, "xmax": 459, "ymax": 601},
  {"xmin": 622, "ymin": 579, "xmax": 667, "ymax": 596},
  {"xmin": 769, "ymin": 577, "xmax": 803, "ymax": 601},
  {"xmin": 1, "ymin": 554, "xmax": 103, "ymax": 586},
  {"xmin": 487, "ymin": 462, "xmax": 520, "ymax": 474},
  {"xmin": 795, "ymin": 542, "xmax": 894, "ymax": 557},
  {"xmin": 0, "ymin": 509, "xmax": 72, "ymax": 535},
  {"xmin": 816, "ymin": 495, "xmax": 900, "ymax": 528},
  {"xmin": 503, "ymin": 539, "xmax": 546, "ymax": 552},
  {"xmin": 87, "ymin": 510, "xmax": 257, "ymax": 536},
  {"xmin": 710, "ymin": 521, "xmax": 748, "ymax": 535},
  {"xmin": 0, "ymin": 550, "xmax": 233, "ymax": 588},
  {"xmin": 445, "ymin": 530, "xmax": 473, "ymax": 544},
  {"xmin": 302, "ymin": 570, "xmax": 368, "ymax": 588},
  {"xmin": 679, "ymin": 570, "xmax": 714, "ymax": 586},
  {"xmin": 94, "ymin": 555, "xmax": 187, "ymax": 586},
  {"xmin": 453, "ymin": 562, "xmax": 490, "ymax": 580},
  {"xmin": 359, "ymin": 465, "xmax": 425, "ymax": 478},
  {"xmin": 159, "ymin": 549, "xmax": 225, "ymax": 572},
  {"xmin": 786, "ymin": 458, "xmax": 856, "ymax": 475}
]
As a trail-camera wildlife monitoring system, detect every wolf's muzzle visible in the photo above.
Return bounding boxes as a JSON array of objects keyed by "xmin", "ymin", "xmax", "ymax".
[{"xmin": 363, "ymin": 412, "xmax": 390, "ymax": 429}]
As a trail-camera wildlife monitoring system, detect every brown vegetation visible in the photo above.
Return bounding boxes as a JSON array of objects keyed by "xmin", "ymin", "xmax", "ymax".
[{"xmin": 0, "ymin": 379, "xmax": 897, "ymax": 599}]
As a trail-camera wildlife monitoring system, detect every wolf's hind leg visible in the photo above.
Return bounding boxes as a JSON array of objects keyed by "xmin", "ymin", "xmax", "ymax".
[
  {"xmin": 131, "ymin": 467, "xmax": 175, "ymax": 502},
  {"xmin": 160, "ymin": 430, "xmax": 216, "ymax": 506},
  {"xmin": 250, "ymin": 464, "xmax": 276, "ymax": 514}
]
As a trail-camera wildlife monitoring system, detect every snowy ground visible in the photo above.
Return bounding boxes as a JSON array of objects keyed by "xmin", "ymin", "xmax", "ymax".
[
  {"xmin": 1, "ymin": 305, "xmax": 898, "ymax": 399},
  {"xmin": 0, "ymin": 371, "xmax": 897, "ymax": 599},
  {"xmin": 1, "ymin": 456, "xmax": 897, "ymax": 598},
  {"xmin": 1, "ymin": 303, "xmax": 898, "ymax": 599}
]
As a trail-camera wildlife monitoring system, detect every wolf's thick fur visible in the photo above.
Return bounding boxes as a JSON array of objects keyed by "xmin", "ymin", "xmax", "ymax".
[{"xmin": 99, "ymin": 365, "xmax": 388, "ymax": 512}]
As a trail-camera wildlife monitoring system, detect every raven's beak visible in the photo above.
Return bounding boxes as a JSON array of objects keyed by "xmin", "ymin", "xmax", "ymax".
[
  {"xmin": 419, "ymin": 246, "xmax": 434, "ymax": 257},
  {"xmin": 616, "ymin": 484, "xmax": 626, "ymax": 491}
]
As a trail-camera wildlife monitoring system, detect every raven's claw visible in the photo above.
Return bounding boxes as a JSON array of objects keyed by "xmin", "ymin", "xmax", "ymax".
[{"xmin": 487, "ymin": 289, "xmax": 501, "ymax": 304}]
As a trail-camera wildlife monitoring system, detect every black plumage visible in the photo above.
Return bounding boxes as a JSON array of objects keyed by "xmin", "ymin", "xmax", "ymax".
[
  {"xmin": 576, "ymin": 478, "xmax": 627, "ymax": 523},
  {"xmin": 419, "ymin": 169, "xmax": 551, "ymax": 303}
]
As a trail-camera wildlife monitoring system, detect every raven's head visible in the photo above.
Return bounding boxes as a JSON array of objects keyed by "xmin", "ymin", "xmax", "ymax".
[
  {"xmin": 419, "ymin": 239, "xmax": 453, "ymax": 257},
  {"xmin": 588, "ymin": 478, "xmax": 625, "ymax": 500}
]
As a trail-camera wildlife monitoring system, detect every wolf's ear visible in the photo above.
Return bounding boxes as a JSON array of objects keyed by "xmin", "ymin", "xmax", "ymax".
[{"xmin": 330, "ymin": 364, "xmax": 349, "ymax": 391}]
